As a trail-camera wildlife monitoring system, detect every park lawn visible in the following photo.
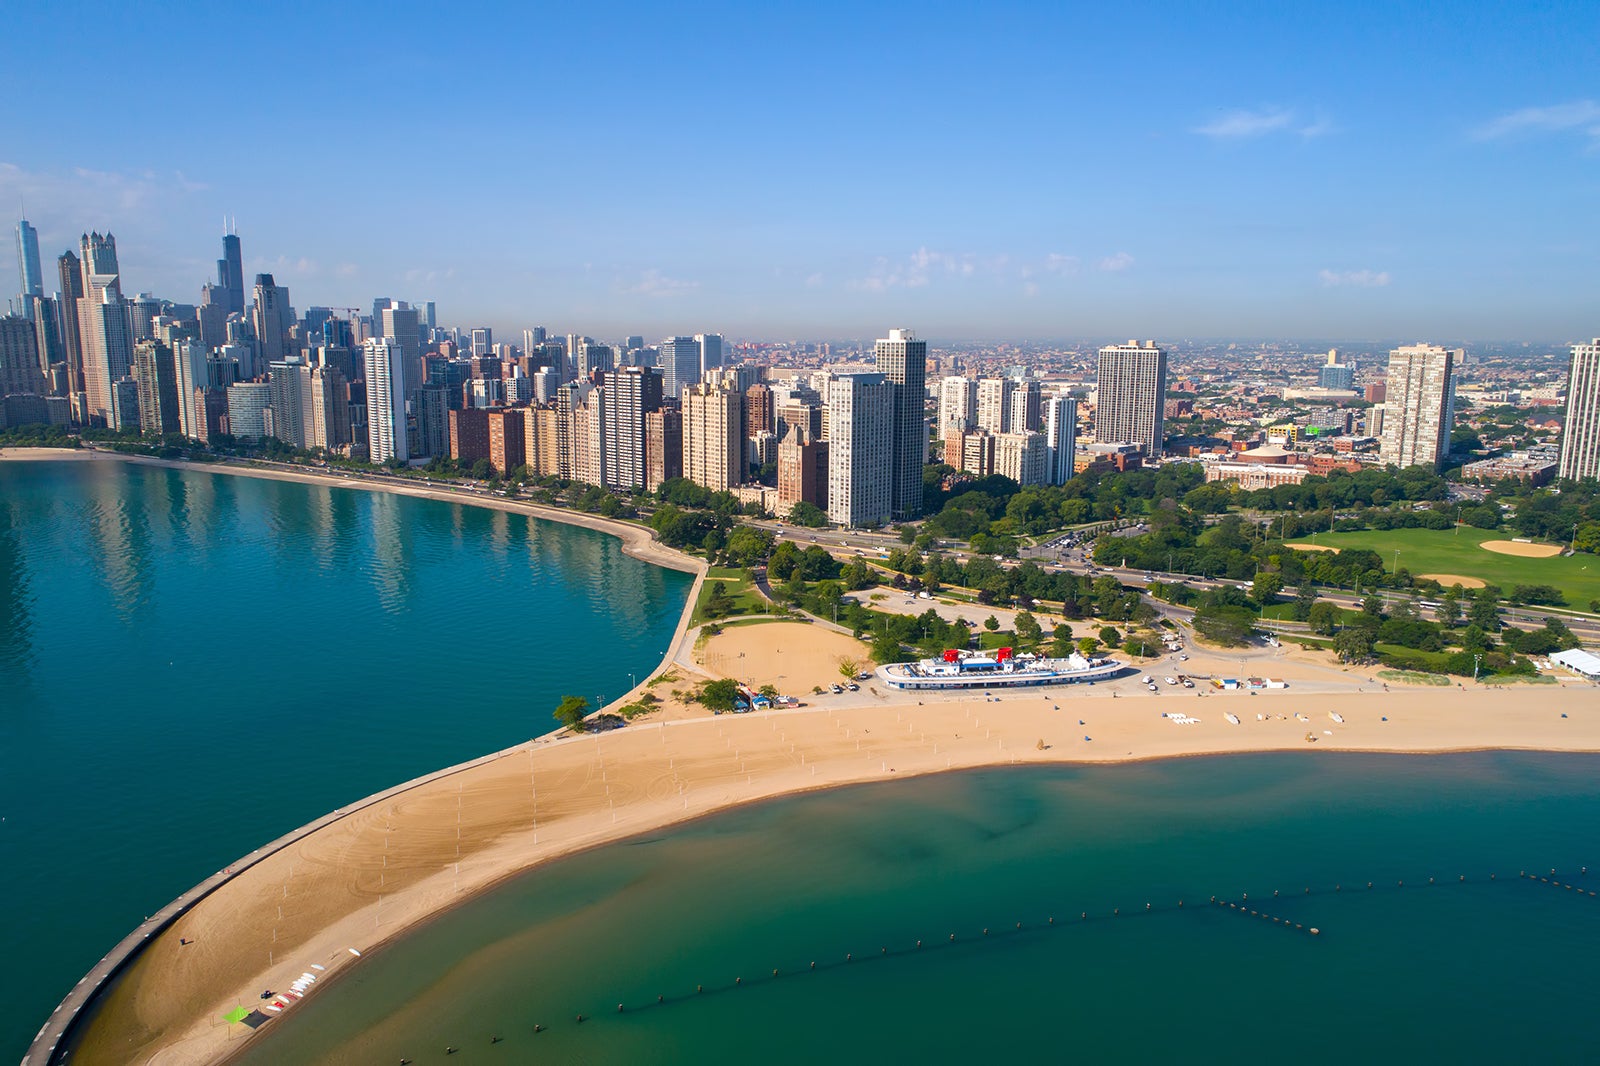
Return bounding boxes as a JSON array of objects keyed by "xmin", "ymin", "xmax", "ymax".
[
  {"xmin": 692, "ymin": 567, "xmax": 768, "ymax": 625},
  {"xmin": 1284, "ymin": 527, "xmax": 1600, "ymax": 609}
]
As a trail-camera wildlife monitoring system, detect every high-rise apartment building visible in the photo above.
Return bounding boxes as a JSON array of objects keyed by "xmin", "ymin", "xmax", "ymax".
[
  {"xmin": 1042, "ymin": 395, "xmax": 1077, "ymax": 486},
  {"xmin": 660, "ymin": 336, "xmax": 701, "ymax": 398},
  {"xmin": 56, "ymin": 250, "xmax": 84, "ymax": 389},
  {"xmin": 363, "ymin": 337, "xmax": 408, "ymax": 463},
  {"xmin": 777, "ymin": 423, "xmax": 828, "ymax": 514},
  {"xmin": 1094, "ymin": 340, "xmax": 1168, "ymax": 456},
  {"xmin": 874, "ymin": 327, "xmax": 927, "ymax": 520},
  {"xmin": 523, "ymin": 406, "xmax": 559, "ymax": 477},
  {"xmin": 938, "ymin": 376, "xmax": 976, "ymax": 434},
  {"xmin": 132, "ymin": 339, "xmax": 181, "ymax": 435},
  {"xmin": 745, "ymin": 382, "xmax": 774, "ymax": 438},
  {"xmin": 1318, "ymin": 349, "xmax": 1353, "ymax": 390},
  {"xmin": 381, "ymin": 303, "xmax": 421, "ymax": 397},
  {"xmin": 975, "ymin": 377, "xmax": 1010, "ymax": 434},
  {"xmin": 682, "ymin": 383, "xmax": 743, "ymax": 491},
  {"xmin": 1007, "ymin": 377, "xmax": 1041, "ymax": 435},
  {"xmin": 225, "ymin": 381, "xmax": 272, "ymax": 440},
  {"xmin": 601, "ymin": 366, "xmax": 663, "ymax": 491},
  {"xmin": 827, "ymin": 372, "xmax": 895, "ymax": 527},
  {"xmin": 172, "ymin": 340, "xmax": 210, "ymax": 440},
  {"xmin": 0, "ymin": 315, "xmax": 43, "ymax": 396},
  {"xmin": 308, "ymin": 365, "xmax": 352, "ymax": 451},
  {"xmin": 645, "ymin": 408, "xmax": 683, "ymax": 490},
  {"xmin": 470, "ymin": 327, "xmax": 492, "ymax": 356},
  {"xmin": 1379, "ymin": 343, "xmax": 1455, "ymax": 470},
  {"xmin": 267, "ymin": 357, "xmax": 310, "ymax": 447},
  {"xmin": 250, "ymin": 274, "xmax": 293, "ymax": 363},
  {"xmin": 578, "ymin": 342, "xmax": 615, "ymax": 380},
  {"xmin": 487, "ymin": 407, "xmax": 526, "ymax": 474},
  {"xmin": 1558, "ymin": 339, "xmax": 1600, "ymax": 482},
  {"xmin": 994, "ymin": 432, "xmax": 1048, "ymax": 486},
  {"xmin": 15, "ymin": 219, "xmax": 43, "ymax": 308}
]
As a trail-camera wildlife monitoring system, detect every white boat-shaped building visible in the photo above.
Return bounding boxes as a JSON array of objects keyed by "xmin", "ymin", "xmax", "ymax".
[{"xmin": 876, "ymin": 648, "xmax": 1125, "ymax": 691}]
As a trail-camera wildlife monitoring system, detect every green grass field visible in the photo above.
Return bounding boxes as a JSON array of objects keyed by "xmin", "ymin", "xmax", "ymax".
[
  {"xmin": 1285, "ymin": 527, "xmax": 1600, "ymax": 609},
  {"xmin": 692, "ymin": 567, "xmax": 769, "ymax": 625}
]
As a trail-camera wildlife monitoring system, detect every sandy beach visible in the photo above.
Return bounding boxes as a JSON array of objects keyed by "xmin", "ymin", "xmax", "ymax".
[{"xmin": 11, "ymin": 447, "xmax": 1600, "ymax": 1065}]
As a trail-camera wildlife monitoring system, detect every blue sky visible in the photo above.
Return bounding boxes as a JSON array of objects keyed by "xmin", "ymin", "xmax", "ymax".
[{"xmin": 2, "ymin": 1, "xmax": 1596, "ymax": 342}]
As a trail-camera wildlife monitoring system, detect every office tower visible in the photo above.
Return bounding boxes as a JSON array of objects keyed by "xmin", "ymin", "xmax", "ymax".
[
  {"xmin": 1008, "ymin": 377, "xmax": 1041, "ymax": 434},
  {"xmin": 504, "ymin": 370, "xmax": 532, "ymax": 405},
  {"xmin": 579, "ymin": 342, "xmax": 615, "ymax": 380},
  {"xmin": 827, "ymin": 372, "xmax": 896, "ymax": 527},
  {"xmin": 682, "ymin": 382, "xmax": 743, "ymax": 491},
  {"xmin": 625, "ymin": 335, "xmax": 644, "ymax": 352},
  {"xmin": 56, "ymin": 250, "xmax": 84, "ymax": 386},
  {"xmin": 379, "ymin": 303, "xmax": 422, "ymax": 394},
  {"xmin": 423, "ymin": 302, "xmax": 436, "ymax": 330},
  {"xmin": 25, "ymin": 296, "xmax": 62, "ymax": 377},
  {"xmin": 132, "ymin": 339, "xmax": 181, "ymax": 435},
  {"xmin": 776, "ymin": 400, "xmax": 824, "ymax": 443},
  {"xmin": 363, "ymin": 337, "xmax": 408, "ymax": 463},
  {"xmin": 939, "ymin": 376, "xmax": 976, "ymax": 434},
  {"xmin": 601, "ymin": 366, "xmax": 662, "ymax": 490},
  {"xmin": 696, "ymin": 333, "xmax": 724, "ymax": 376},
  {"xmin": 645, "ymin": 408, "xmax": 683, "ymax": 490},
  {"xmin": 250, "ymin": 274, "xmax": 293, "ymax": 363},
  {"xmin": 660, "ymin": 336, "xmax": 701, "ymax": 397},
  {"xmin": 745, "ymin": 382, "xmax": 774, "ymax": 438},
  {"xmin": 1558, "ymin": 339, "xmax": 1600, "ymax": 481},
  {"xmin": 77, "ymin": 233, "xmax": 134, "ymax": 427},
  {"xmin": 1042, "ymin": 395, "xmax": 1077, "ymax": 486},
  {"xmin": 1318, "ymin": 349, "xmax": 1353, "ymax": 390},
  {"xmin": 470, "ymin": 327, "xmax": 492, "ymax": 356},
  {"xmin": 16, "ymin": 219, "xmax": 43, "ymax": 309},
  {"xmin": 1379, "ymin": 343, "xmax": 1455, "ymax": 470},
  {"xmin": 874, "ymin": 327, "xmax": 927, "ymax": 520},
  {"xmin": 1094, "ymin": 340, "xmax": 1168, "ymax": 456},
  {"xmin": 0, "ymin": 316, "xmax": 43, "ymax": 395},
  {"xmin": 778, "ymin": 423, "xmax": 829, "ymax": 514},
  {"xmin": 173, "ymin": 340, "xmax": 210, "ymax": 439},
  {"xmin": 125, "ymin": 294, "xmax": 160, "ymax": 342},
  {"xmin": 217, "ymin": 229, "xmax": 245, "ymax": 315},
  {"xmin": 975, "ymin": 377, "xmax": 1009, "ymax": 434}
]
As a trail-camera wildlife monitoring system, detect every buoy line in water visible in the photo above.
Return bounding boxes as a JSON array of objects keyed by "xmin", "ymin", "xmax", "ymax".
[{"xmin": 338, "ymin": 864, "xmax": 1598, "ymax": 1062}]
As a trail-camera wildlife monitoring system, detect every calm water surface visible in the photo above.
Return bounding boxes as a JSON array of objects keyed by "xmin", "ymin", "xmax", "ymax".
[
  {"xmin": 233, "ymin": 752, "xmax": 1600, "ymax": 1065},
  {"xmin": 0, "ymin": 460, "xmax": 691, "ymax": 1062}
]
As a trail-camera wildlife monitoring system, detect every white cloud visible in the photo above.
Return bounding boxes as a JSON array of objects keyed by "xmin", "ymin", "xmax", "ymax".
[
  {"xmin": 1319, "ymin": 269, "xmax": 1390, "ymax": 288},
  {"xmin": 1472, "ymin": 100, "xmax": 1600, "ymax": 142},
  {"xmin": 622, "ymin": 268, "xmax": 699, "ymax": 297},
  {"xmin": 336, "ymin": 262, "xmax": 359, "ymax": 278},
  {"xmin": 1097, "ymin": 252, "xmax": 1135, "ymax": 273},
  {"xmin": 804, "ymin": 272, "xmax": 825, "ymax": 288},
  {"xmin": 1194, "ymin": 108, "xmax": 1331, "ymax": 140},
  {"xmin": 253, "ymin": 255, "xmax": 320, "ymax": 279}
]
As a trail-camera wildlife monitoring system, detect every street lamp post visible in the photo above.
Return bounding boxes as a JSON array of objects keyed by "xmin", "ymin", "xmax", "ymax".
[{"xmin": 1473, "ymin": 653, "xmax": 1482, "ymax": 682}]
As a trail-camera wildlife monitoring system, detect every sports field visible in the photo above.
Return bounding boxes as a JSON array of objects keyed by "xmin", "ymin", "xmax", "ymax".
[{"xmin": 1285, "ymin": 527, "xmax": 1600, "ymax": 608}]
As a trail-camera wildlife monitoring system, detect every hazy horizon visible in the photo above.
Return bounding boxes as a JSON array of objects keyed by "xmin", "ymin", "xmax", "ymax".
[{"xmin": 4, "ymin": 1, "xmax": 1597, "ymax": 342}]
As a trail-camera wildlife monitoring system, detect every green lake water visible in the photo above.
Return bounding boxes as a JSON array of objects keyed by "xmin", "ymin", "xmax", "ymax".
[
  {"xmin": 232, "ymin": 752, "xmax": 1600, "ymax": 1065},
  {"xmin": 0, "ymin": 460, "xmax": 691, "ymax": 1063}
]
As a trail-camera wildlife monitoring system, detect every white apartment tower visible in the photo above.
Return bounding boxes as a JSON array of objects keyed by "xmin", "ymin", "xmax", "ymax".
[
  {"xmin": 1379, "ymin": 343, "xmax": 1455, "ymax": 470},
  {"xmin": 1042, "ymin": 395, "xmax": 1077, "ymax": 485},
  {"xmin": 938, "ymin": 376, "xmax": 976, "ymax": 433},
  {"xmin": 874, "ymin": 327, "xmax": 927, "ymax": 520},
  {"xmin": 827, "ymin": 372, "xmax": 896, "ymax": 527},
  {"xmin": 1559, "ymin": 339, "xmax": 1600, "ymax": 481},
  {"xmin": 363, "ymin": 337, "xmax": 408, "ymax": 463},
  {"xmin": 1094, "ymin": 340, "xmax": 1167, "ymax": 456},
  {"xmin": 975, "ymin": 377, "xmax": 1010, "ymax": 434}
]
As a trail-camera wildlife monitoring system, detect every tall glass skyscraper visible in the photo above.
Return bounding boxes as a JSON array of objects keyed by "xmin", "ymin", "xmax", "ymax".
[{"xmin": 15, "ymin": 219, "xmax": 43, "ymax": 308}]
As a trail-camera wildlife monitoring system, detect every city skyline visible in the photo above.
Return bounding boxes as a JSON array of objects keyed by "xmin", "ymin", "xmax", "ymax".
[{"xmin": 2, "ymin": 2, "xmax": 1596, "ymax": 341}]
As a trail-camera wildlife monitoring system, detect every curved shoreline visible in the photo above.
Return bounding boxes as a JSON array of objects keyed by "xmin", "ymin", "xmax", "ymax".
[{"xmin": 10, "ymin": 447, "xmax": 706, "ymax": 1066}]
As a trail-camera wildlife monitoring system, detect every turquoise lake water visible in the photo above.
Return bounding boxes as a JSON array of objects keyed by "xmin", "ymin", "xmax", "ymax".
[
  {"xmin": 0, "ymin": 460, "xmax": 692, "ymax": 1063},
  {"xmin": 231, "ymin": 752, "xmax": 1600, "ymax": 1065}
]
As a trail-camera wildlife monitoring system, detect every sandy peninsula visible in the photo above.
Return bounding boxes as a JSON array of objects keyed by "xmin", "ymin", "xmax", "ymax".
[{"xmin": 13, "ymin": 447, "xmax": 1600, "ymax": 1066}]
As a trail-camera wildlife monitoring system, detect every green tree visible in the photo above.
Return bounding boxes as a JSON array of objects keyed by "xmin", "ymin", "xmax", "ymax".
[
  {"xmin": 1291, "ymin": 582, "xmax": 1318, "ymax": 622},
  {"xmin": 1469, "ymin": 588, "xmax": 1501, "ymax": 631},
  {"xmin": 984, "ymin": 614, "xmax": 1000, "ymax": 632},
  {"xmin": 1050, "ymin": 623, "xmax": 1075, "ymax": 657},
  {"xmin": 553, "ymin": 695, "xmax": 590, "ymax": 732},
  {"xmin": 1436, "ymin": 588, "xmax": 1462, "ymax": 627},
  {"xmin": 470, "ymin": 458, "xmax": 494, "ymax": 480},
  {"xmin": 1307, "ymin": 601, "xmax": 1342, "ymax": 636},
  {"xmin": 1098, "ymin": 625, "xmax": 1122, "ymax": 646},
  {"xmin": 1361, "ymin": 593, "xmax": 1385, "ymax": 618},
  {"xmin": 1014, "ymin": 610, "xmax": 1042, "ymax": 649},
  {"xmin": 1078, "ymin": 637, "xmax": 1102, "ymax": 656},
  {"xmin": 1334, "ymin": 628, "xmax": 1374, "ymax": 663},
  {"xmin": 697, "ymin": 678, "xmax": 742, "ymax": 712},
  {"xmin": 1251, "ymin": 572, "xmax": 1284, "ymax": 607},
  {"xmin": 871, "ymin": 631, "xmax": 903, "ymax": 664}
]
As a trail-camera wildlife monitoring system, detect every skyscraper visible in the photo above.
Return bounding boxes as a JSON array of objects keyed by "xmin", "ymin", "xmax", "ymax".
[
  {"xmin": 975, "ymin": 377, "xmax": 1010, "ymax": 434},
  {"xmin": 661, "ymin": 336, "xmax": 701, "ymax": 397},
  {"xmin": 132, "ymin": 339, "xmax": 181, "ymax": 435},
  {"xmin": 681, "ymin": 382, "xmax": 743, "ymax": 491},
  {"xmin": 56, "ymin": 251, "xmax": 84, "ymax": 388},
  {"xmin": 77, "ymin": 233, "xmax": 134, "ymax": 427},
  {"xmin": 1379, "ymin": 343, "xmax": 1455, "ymax": 470},
  {"xmin": 827, "ymin": 372, "xmax": 895, "ymax": 527},
  {"xmin": 601, "ymin": 366, "xmax": 663, "ymax": 491},
  {"xmin": 1094, "ymin": 340, "xmax": 1168, "ymax": 456},
  {"xmin": 173, "ymin": 339, "xmax": 210, "ymax": 440},
  {"xmin": 874, "ymin": 327, "xmax": 927, "ymax": 520},
  {"xmin": 267, "ymin": 357, "xmax": 310, "ymax": 447},
  {"xmin": 1042, "ymin": 395, "xmax": 1077, "ymax": 485},
  {"xmin": 15, "ymin": 219, "xmax": 43, "ymax": 309},
  {"xmin": 0, "ymin": 315, "xmax": 43, "ymax": 396},
  {"xmin": 696, "ymin": 333, "xmax": 724, "ymax": 377},
  {"xmin": 381, "ymin": 303, "xmax": 421, "ymax": 395},
  {"xmin": 1318, "ymin": 349, "xmax": 1353, "ymax": 390},
  {"xmin": 938, "ymin": 376, "xmax": 976, "ymax": 434},
  {"xmin": 217, "ymin": 229, "xmax": 245, "ymax": 316},
  {"xmin": 1558, "ymin": 339, "xmax": 1600, "ymax": 482},
  {"xmin": 363, "ymin": 337, "xmax": 408, "ymax": 463},
  {"xmin": 470, "ymin": 327, "xmax": 492, "ymax": 356},
  {"xmin": 250, "ymin": 274, "xmax": 294, "ymax": 363},
  {"xmin": 645, "ymin": 408, "xmax": 683, "ymax": 490}
]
